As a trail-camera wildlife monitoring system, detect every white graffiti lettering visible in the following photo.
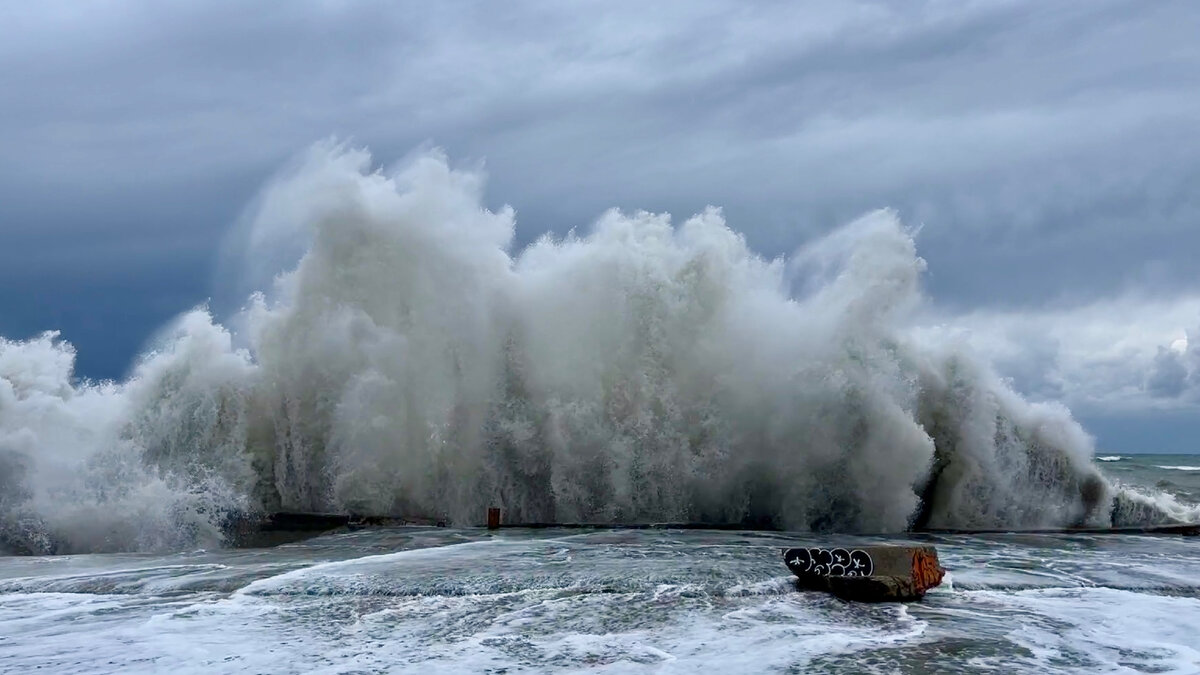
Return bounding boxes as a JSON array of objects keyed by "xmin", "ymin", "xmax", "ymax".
[{"xmin": 784, "ymin": 547, "xmax": 874, "ymax": 577}]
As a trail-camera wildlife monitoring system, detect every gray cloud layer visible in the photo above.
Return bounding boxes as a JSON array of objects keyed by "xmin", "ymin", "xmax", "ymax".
[{"xmin": 1, "ymin": 1, "xmax": 1198, "ymax": 448}]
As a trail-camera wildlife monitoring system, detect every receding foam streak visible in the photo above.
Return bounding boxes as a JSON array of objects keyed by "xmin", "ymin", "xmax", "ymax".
[{"xmin": 0, "ymin": 143, "xmax": 1194, "ymax": 553}]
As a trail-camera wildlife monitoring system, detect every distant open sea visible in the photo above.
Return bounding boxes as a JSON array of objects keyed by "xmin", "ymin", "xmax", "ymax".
[{"xmin": 1094, "ymin": 453, "xmax": 1200, "ymax": 505}]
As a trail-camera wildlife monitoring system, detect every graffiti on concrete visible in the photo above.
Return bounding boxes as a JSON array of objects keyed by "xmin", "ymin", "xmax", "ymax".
[{"xmin": 785, "ymin": 547, "xmax": 874, "ymax": 577}]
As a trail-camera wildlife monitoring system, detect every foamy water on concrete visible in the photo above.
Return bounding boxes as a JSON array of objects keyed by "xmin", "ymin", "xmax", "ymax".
[{"xmin": 3, "ymin": 526, "xmax": 1199, "ymax": 673}]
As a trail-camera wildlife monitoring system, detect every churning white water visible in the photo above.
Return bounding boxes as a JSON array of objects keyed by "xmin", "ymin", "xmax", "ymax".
[{"xmin": 0, "ymin": 144, "xmax": 1194, "ymax": 554}]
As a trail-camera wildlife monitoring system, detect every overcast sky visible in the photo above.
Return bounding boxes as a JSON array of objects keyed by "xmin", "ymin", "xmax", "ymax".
[{"xmin": 2, "ymin": 0, "xmax": 1198, "ymax": 451}]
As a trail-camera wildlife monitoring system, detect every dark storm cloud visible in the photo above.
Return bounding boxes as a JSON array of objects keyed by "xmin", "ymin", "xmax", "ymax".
[
  {"xmin": 6, "ymin": 2, "xmax": 1198, "ymax": 225},
  {"xmin": 1147, "ymin": 347, "xmax": 1188, "ymax": 399},
  {"xmin": 1, "ymin": 0, "xmax": 1199, "ymax": 439}
]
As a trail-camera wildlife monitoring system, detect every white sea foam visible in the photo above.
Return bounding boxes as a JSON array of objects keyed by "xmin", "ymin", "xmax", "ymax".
[
  {"xmin": 1095, "ymin": 455, "xmax": 1124, "ymax": 462},
  {"xmin": 6, "ymin": 529, "xmax": 1200, "ymax": 673},
  {"xmin": 0, "ymin": 143, "xmax": 1185, "ymax": 553},
  {"xmin": 1000, "ymin": 588, "xmax": 1200, "ymax": 672},
  {"xmin": 1156, "ymin": 465, "xmax": 1200, "ymax": 471}
]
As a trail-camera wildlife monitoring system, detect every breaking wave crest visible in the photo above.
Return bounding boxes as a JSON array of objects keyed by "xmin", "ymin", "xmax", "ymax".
[{"xmin": 1, "ymin": 144, "xmax": 1195, "ymax": 554}]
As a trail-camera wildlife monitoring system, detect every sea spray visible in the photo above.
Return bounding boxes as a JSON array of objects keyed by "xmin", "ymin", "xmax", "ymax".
[
  {"xmin": 0, "ymin": 328, "xmax": 249, "ymax": 553},
  {"xmin": 0, "ymin": 143, "xmax": 1194, "ymax": 553}
]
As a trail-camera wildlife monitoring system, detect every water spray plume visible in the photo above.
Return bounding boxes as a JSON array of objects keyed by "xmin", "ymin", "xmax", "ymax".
[{"xmin": 1, "ymin": 144, "xmax": 1193, "ymax": 554}]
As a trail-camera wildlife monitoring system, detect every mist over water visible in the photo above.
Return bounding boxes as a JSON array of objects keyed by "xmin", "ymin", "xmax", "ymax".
[{"xmin": 1, "ymin": 144, "xmax": 1195, "ymax": 554}]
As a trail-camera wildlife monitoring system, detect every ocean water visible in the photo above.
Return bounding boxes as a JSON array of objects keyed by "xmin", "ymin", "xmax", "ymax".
[
  {"xmin": 2, "ymin": 146, "xmax": 1199, "ymax": 672},
  {"xmin": 1096, "ymin": 454, "xmax": 1200, "ymax": 506},
  {"xmin": 0, "ymin": 458, "xmax": 1197, "ymax": 674}
]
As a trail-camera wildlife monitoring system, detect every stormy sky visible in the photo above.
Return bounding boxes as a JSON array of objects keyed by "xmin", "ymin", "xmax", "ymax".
[{"xmin": 2, "ymin": 1, "xmax": 1198, "ymax": 451}]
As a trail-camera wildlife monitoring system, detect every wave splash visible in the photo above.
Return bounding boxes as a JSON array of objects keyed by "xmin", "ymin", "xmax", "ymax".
[{"xmin": 1, "ymin": 144, "xmax": 1194, "ymax": 553}]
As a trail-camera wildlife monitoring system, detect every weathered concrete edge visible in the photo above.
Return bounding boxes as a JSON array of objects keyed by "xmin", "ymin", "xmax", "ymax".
[{"xmin": 783, "ymin": 545, "xmax": 947, "ymax": 602}]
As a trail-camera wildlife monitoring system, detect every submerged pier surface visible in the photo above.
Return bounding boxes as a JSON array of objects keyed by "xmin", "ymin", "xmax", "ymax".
[{"xmin": 217, "ymin": 509, "xmax": 1200, "ymax": 550}]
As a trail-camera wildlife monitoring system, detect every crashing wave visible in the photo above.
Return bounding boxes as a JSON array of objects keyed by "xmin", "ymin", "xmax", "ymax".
[{"xmin": 1, "ymin": 144, "xmax": 1194, "ymax": 553}]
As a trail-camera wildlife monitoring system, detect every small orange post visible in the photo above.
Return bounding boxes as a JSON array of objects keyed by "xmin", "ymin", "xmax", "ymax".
[{"xmin": 487, "ymin": 507, "xmax": 501, "ymax": 530}]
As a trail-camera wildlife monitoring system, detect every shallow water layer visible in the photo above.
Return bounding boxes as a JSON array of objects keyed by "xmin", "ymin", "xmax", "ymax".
[{"xmin": 2, "ymin": 527, "xmax": 1198, "ymax": 674}]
